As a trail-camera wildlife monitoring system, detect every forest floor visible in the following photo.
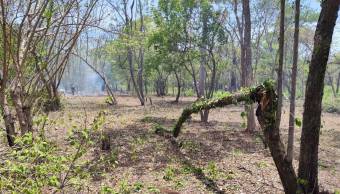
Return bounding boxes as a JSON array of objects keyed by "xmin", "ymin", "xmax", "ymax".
[{"xmin": 25, "ymin": 96, "xmax": 340, "ymax": 193}]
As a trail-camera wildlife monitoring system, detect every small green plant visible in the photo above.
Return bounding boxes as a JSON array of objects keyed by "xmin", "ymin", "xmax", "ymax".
[
  {"xmin": 100, "ymin": 185, "xmax": 117, "ymax": 194},
  {"xmin": 295, "ymin": 117, "xmax": 302, "ymax": 127},
  {"xmin": 180, "ymin": 140, "xmax": 199, "ymax": 152},
  {"xmin": 175, "ymin": 179, "xmax": 185, "ymax": 189},
  {"xmin": 256, "ymin": 161, "xmax": 268, "ymax": 168},
  {"xmin": 0, "ymin": 111, "xmax": 107, "ymax": 193},
  {"xmin": 133, "ymin": 181, "xmax": 144, "ymax": 192},
  {"xmin": 105, "ymin": 96, "xmax": 115, "ymax": 105},
  {"xmin": 117, "ymin": 178, "xmax": 131, "ymax": 194},
  {"xmin": 240, "ymin": 111, "xmax": 247, "ymax": 128},
  {"xmin": 223, "ymin": 170, "xmax": 235, "ymax": 180},
  {"xmin": 205, "ymin": 162, "xmax": 219, "ymax": 180},
  {"xmin": 147, "ymin": 185, "xmax": 160, "ymax": 193},
  {"xmin": 163, "ymin": 165, "xmax": 176, "ymax": 181}
]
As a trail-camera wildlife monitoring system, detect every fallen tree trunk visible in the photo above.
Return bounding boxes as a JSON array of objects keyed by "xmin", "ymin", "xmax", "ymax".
[{"xmin": 173, "ymin": 80, "xmax": 297, "ymax": 193}]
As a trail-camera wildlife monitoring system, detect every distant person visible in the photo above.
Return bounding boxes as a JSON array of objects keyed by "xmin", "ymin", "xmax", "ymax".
[{"xmin": 71, "ymin": 85, "xmax": 76, "ymax": 95}]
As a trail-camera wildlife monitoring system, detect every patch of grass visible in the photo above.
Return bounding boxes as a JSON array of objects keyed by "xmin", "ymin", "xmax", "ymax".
[
  {"xmin": 163, "ymin": 165, "xmax": 176, "ymax": 181},
  {"xmin": 133, "ymin": 136, "xmax": 147, "ymax": 146},
  {"xmin": 256, "ymin": 161, "xmax": 268, "ymax": 168},
  {"xmin": 222, "ymin": 170, "xmax": 235, "ymax": 180},
  {"xmin": 141, "ymin": 116, "xmax": 154, "ymax": 123},
  {"xmin": 147, "ymin": 185, "xmax": 160, "ymax": 193},
  {"xmin": 100, "ymin": 185, "xmax": 117, "ymax": 194},
  {"xmin": 117, "ymin": 178, "xmax": 131, "ymax": 194},
  {"xmin": 205, "ymin": 162, "xmax": 219, "ymax": 180},
  {"xmin": 232, "ymin": 148, "xmax": 243, "ymax": 156},
  {"xmin": 174, "ymin": 179, "xmax": 185, "ymax": 189},
  {"xmin": 180, "ymin": 140, "xmax": 200, "ymax": 152}
]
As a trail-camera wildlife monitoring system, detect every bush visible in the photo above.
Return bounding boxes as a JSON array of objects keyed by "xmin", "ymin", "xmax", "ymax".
[
  {"xmin": 0, "ymin": 134, "xmax": 68, "ymax": 193},
  {"xmin": 0, "ymin": 111, "xmax": 107, "ymax": 193}
]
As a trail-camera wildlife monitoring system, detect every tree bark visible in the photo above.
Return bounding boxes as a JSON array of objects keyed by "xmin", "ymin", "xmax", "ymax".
[
  {"xmin": 199, "ymin": 7, "xmax": 209, "ymax": 123},
  {"xmin": 276, "ymin": 0, "xmax": 285, "ymax": 130},
  {"xmin": 1, "ymin": 98, "xmax": 16, "ymax": 147},
  {"xmin": 287, "ymin": 0, "xmax": 300, "ymax": 163},
  {"xmin": 137, "ymin": 0, "xmax": 145, "ymax": 104},
  {"xmin": 242, "ymin": 0, "xmax": 256, "ymax": 131},
  {"xmin": 298, "ymin": 1, "xmax": 339, "ymax": 194},
  {"xmin": 0, "ymin": 1, "xmax": 16, "ymax": 146},
  {"xmin": 11, "ymin": 87, "xmax": 32, "ymax": 135},
  {"xmin": 336, "ymin": 71, "xmax": 340, "ymax": 93},
  {"xmin": 174, "ymin": 71, "xmax": 181, "ymax": 103}
]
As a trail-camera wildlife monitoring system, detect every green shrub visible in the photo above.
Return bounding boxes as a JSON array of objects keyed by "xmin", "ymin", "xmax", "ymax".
[{"xmin": 0, "ymin": 111, "xmax": 107, "ymax": 193}]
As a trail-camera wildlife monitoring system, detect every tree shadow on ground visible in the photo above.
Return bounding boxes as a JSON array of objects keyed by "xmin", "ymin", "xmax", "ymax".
[{"xmin": 85, "ymin": 115, "xmax": 266, "ymax": 192}]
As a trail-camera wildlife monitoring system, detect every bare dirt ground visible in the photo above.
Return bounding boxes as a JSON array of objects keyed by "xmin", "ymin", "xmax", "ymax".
[{"xmin": 14, "ymin": 96, "xmax": 340, "ymax": 193}]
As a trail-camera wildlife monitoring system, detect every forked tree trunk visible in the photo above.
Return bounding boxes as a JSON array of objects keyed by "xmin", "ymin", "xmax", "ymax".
[
  {"xmin": 298, "ymin": 1, "xmax": 339, "ymax": 193},
  {"xmin": 287, "ymin": 0, "xmax": 300, "ymax": 163}
]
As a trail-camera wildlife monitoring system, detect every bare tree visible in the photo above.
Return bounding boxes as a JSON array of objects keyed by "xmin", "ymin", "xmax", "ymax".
[{"xmin": 0, "ymin": 0, "xmax": 98, "ymax": 144}]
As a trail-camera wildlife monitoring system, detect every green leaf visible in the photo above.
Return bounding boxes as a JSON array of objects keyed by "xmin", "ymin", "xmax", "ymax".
[{"xmin": 295, "ymin": 118, "xmax": 302, "ymax": 127}]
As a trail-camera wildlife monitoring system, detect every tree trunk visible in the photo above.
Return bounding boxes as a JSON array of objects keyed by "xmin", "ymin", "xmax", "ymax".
[
  {"xmin": 276, "ymin": 0, "xmax": 285, "ymax": 130},
  {"xmin": 298, "ymin": 1, "xmax": 339, "ymax": 193},
  {"xmin": 0, "ymin": 5, "xmax": 16, "ymax": 146},
  {"xmin": 137, "ymin": 0, "xmax": 145, "ymax": 104},
  {"xmin": 198, "ymin": 8, "xmax": 209, "ymax": 123},
  {"xmin": 242, "ymin": 0, "xmax": 256, "ymax": 131},
  {"xmin": 336, "ymin": 71, "xmax": 340, "ymax": 93},
  {"xmin": 287, "ymin": 0, "xmax": 300, "ymax": 163},
  {"xmin": 174, "ymin": 71, "xmax": 181, "ymax": 103},
  {"xmin": 11, "ymin": 87, "xmax": 32, "ymax": 135},
  {"xmin": 127, "ymin": 77, "xmax": 131, "ymax": 92},
  {"xmin": 1, "ymin": 98, "xmax": 16, "ymax": 146},
  {"xmin": 128, "ymin": 48, "xmax": 145, "ymax": 105}
]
